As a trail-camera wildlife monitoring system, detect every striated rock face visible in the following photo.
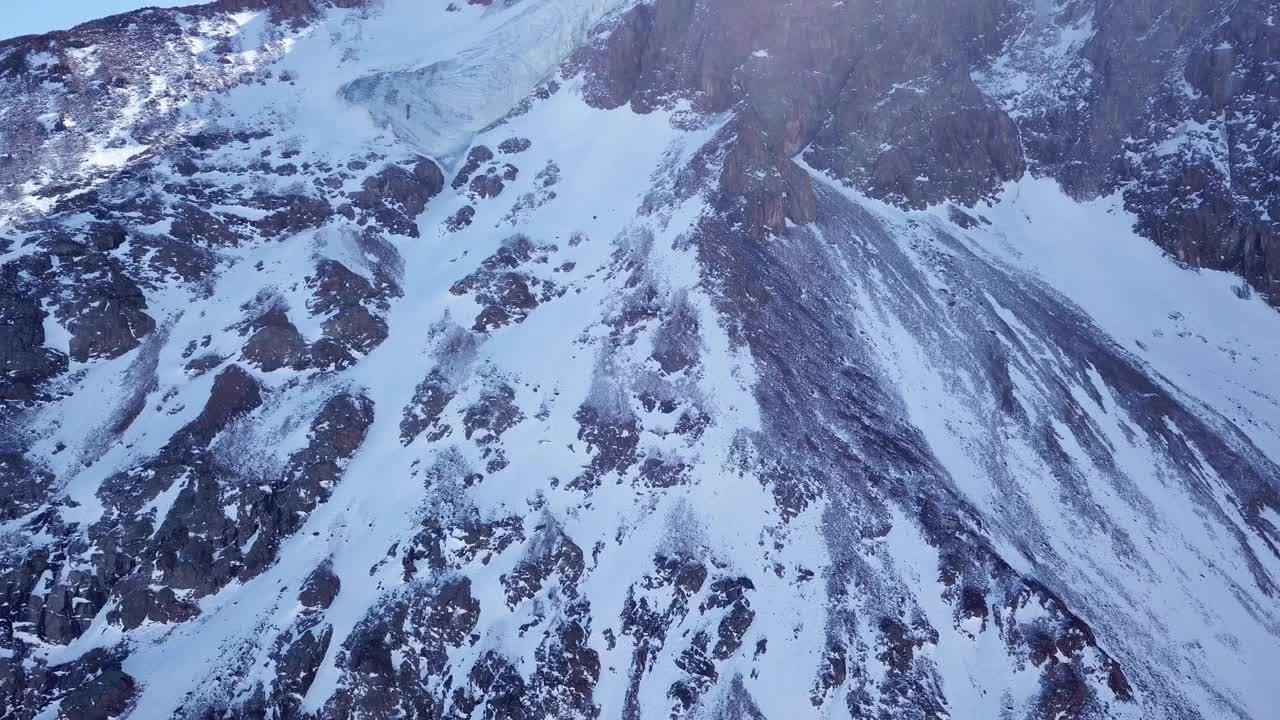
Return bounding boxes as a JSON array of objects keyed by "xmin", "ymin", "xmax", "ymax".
[{"xmin": 0, "ymin": 2, "xmax": 1278, "ymax": 720}]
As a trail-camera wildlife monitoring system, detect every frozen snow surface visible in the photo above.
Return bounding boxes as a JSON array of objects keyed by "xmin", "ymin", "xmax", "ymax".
[{"xmin": 0, "ymin": 1, "xmax": 1277, "ymax": 720}]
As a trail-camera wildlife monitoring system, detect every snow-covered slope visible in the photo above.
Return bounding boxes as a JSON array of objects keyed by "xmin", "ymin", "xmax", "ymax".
[{"xmin": 0, "ymin": 2, "xmax": 1277, "ymax": 719}]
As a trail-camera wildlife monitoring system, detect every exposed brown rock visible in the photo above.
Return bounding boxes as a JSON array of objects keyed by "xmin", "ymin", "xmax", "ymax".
[
  {"xmin": 300, "ymin": 560, "xmax": 341, "ymax": 609},
  {"xmin": 350, "ymin": 158, "xmax": 444, "ymax": 237},
  {"xmin": 240, "ymin": 306, "xmax": 309, "ymax": 371}
]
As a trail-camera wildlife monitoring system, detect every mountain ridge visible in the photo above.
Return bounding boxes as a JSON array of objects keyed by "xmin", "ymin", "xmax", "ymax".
[{"xmin": 0, "ymin": 2, "xmax": 1277, "ymax": 719}]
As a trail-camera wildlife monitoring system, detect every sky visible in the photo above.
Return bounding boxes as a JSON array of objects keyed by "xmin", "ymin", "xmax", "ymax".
[{"xmin": 1, "ymin": 1, "xmax": 199, "ymax": 40}]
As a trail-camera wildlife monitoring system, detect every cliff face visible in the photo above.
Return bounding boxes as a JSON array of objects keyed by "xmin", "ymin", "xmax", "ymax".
[
  {"xmin": 0, "ymin": 2, "xmax": 1278, "ymax": 720},
  {"xmin": 982, "ymin": 0, "xmax": 1280, "ymax": 300},
  {"xmin": 578, "ymin": 0, "xmax": 1279, "ymax": 296}
]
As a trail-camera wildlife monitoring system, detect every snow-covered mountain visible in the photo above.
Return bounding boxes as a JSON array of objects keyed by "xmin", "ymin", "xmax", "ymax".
[{"xmin": 1, "ymin": 1, "xmax": 1278, "ymax": 718}]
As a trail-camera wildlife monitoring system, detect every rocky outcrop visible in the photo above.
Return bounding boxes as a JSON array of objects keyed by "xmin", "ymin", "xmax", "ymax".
[
  {"xmin": 0, "ymin": 237, "xmax": 156, "ymax": 378},
  {"xmin": 240, "ymin": 391, "xmax": 376, "ymax": 577},
  {"xmin": 308, "ymin": 258, "xmax": 397, "ymax": 362},
  {"xmin": 0, "ymin": 453, "xmax": 54, "ymax": 521},
  {"xmin": 978, "ymin": 0, "xmax": 1280, "ymax": 300},
  {"xmin": 0, "ymin": 646, "xmax": 137, "ymax": 720},
  {"xmin": 320, "ymin": 577, "xmax": 482, "ymax": 719},
  {"xmin": 240, "ymin": 305, "xmax": 310, "ymax": 372},
  {"xmin": 807, "ymin": 64, "xmax": 1025, "ymax": 208},
  {"xmin": 349, "ymin": 158, "xmax": 445, "ymax": 237},
  {"xmin": 0, "ymin": 281, "xmax": 67, "ymax": 400},
  {"xmin": 449, "ymin": 235, "xmax": 564, "ymax": 332},
  {"xmin": 1119, "ymin": 0, "xmax": 1280, "ymax": 300},
  {"xmin": 577, "ymin": 0, "xmax": 1025, "ymax": 234}
]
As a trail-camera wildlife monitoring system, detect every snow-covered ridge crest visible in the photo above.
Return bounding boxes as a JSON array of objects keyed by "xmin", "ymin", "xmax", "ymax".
[{"xmin": 340, "ymin": 0, "xmax": 628, "ymax": 165}]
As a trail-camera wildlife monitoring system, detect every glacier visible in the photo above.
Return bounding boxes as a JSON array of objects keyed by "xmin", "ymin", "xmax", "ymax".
[{"xmin": 340, "ymin": 0, "xmax": 626, "ymax": 166}]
